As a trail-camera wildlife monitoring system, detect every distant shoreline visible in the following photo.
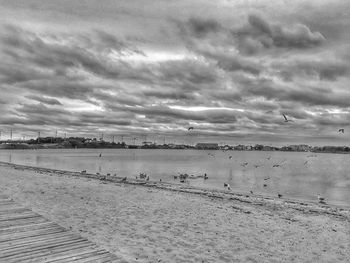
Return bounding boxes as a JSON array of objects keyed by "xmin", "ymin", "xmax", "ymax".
[{"xmin": 1, "ymin": 142, "xmax": 350, "ymax": 154}]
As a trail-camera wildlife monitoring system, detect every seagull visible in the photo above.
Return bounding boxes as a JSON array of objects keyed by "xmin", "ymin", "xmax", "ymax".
[
  {"xmin": 283, "ymin": 114, "xmax": 294, "ymax": 122},
  {"xmin": 317, "ymin": 194, "xmax": 326, "ymax": 204},
  {"xmin": 278, "ymin": 193, "xmax": 283, "ymax": 198},
  {"xmin": 250, "ymin": 190, "xmax": 254, "ymax": 194},
  {"xmin": 224, "ymin": 183, "xmax": 229, "ymax": 187},
  {"xmin": 338, "ymin": 128, "xmax": 345, "ymax": 133},
  {"xmin": 99, "ymin": 153, "xmax": 102, "ymax": 157},
  {"xmin": 188, "ymin": 127, "xmax": 194, "ymax": 131},
  {"xmin": 204, "ymin": 173, "xmax": 208, "ymax": 180}
]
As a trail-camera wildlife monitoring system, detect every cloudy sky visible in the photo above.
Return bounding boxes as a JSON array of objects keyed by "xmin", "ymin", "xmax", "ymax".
[{"xmin": 1, "ymin": 0, "xmax": 350, "ymax": 145}]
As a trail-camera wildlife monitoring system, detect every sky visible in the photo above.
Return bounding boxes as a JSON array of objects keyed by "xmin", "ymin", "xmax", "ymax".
[{"xmin": 1, "ymin": 0, "xmax": 350, "ymax": 145}]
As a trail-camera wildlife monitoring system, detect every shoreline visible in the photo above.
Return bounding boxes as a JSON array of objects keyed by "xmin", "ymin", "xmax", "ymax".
[
  {"xmin": 1, "ymin": 161, "xmax": 349, "ymax": 221},
  {"xmin": 0, "ymin": 161, "xmax": 349, "ymax": 262}
]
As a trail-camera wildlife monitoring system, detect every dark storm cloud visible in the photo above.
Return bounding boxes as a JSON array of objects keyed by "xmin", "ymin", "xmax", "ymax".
[
  {"xmin": 143, "ymin": 90, "xmax": 195, "ymax": 100},
  {"xmin": 0, "ymin": 24, "xmax": 148, "ymax": 82},
  {"xmin": 275, "ymin": 59, "xmax": 349, "ymax": 81},
  {"xmin": 186, "ymin": 18, "xmax": 222, "ymax": 38},
  {"xmin": 1, "ymin": 0, "xmax": 350, "ymax": 143},
  {"xmin": 238, "ymin": 14, "xmax": 326, "ymax": 49},
  {"xmin": 237, "ymin": 76, "xmax": 350, "ymax": 108}
]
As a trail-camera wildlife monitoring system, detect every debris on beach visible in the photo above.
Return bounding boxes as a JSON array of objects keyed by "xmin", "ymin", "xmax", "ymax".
[
  {"xmin": 241, "ymin": 162, "xmax": 248, "ymax": 167},
  {"xmin": 139, "ymin": 172, "xmax": 147, "ymax": 179},
  {"xmin": 318, "ymin": 194, "xmax": 326, "ymax": 204}
]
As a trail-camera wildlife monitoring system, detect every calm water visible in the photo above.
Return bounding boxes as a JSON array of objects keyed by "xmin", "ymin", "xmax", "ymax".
[{"xmin": 0, "ymin": 149, "xmax": 349, "ymax": 207}]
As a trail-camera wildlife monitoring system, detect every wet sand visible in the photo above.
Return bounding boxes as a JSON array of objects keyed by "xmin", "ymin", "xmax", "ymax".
[{"xmin": 0, "ymin": 162, "xmax": 349, "ymax": 262}]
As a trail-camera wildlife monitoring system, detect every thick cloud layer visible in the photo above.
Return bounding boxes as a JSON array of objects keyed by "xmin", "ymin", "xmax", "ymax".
[{"xmin": 0, "ymin": 0, "xmax": 350, "ymax": 144}]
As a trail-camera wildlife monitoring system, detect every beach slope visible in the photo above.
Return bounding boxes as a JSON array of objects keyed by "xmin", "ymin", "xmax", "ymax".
[{"xmin": 0, "ymin": 164, "xmax": 349, "ymax": 263}]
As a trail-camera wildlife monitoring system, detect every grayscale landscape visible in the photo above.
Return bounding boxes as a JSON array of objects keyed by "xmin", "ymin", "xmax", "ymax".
[{"xmin": 0, "ymin": 1, "xmax": 349, "ymax": 262}]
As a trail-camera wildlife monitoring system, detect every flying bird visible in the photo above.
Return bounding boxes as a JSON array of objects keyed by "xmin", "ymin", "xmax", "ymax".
[
  {"xmin": 282, "ymin": 114, "xmax": 294, "ymax": 122},
  {"xmin": 188, "ymin": 127, "xmax": 194, "ymax": 131},
  {"xmin": 338, "ymin": 128, "xmax": 345, "ymax": 133}
]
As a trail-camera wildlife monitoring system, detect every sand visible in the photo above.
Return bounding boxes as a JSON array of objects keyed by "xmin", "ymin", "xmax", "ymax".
[{"xmin": 0, "ymin": 162, "xmax": 349, "ymax": 263}]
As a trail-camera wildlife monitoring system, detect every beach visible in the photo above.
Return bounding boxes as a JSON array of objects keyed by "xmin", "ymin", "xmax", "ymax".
[{"xmin": 0, "ymin": 163, "xmax": 349, "ymax": 263}]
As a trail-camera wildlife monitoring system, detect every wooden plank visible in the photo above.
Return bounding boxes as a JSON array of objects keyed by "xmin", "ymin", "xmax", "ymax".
[
  {"xmin": 0, "ymin": 237, "xmax": 87, "ymax": 258},
  {"xmin": 1, "ymin": 240, "xmax": 93, "ymax": 262},
  {"xmin": 0, "ymin": 215, "xmax": 48, "ymax": 228},
  {"xmin": 0, "ymin": 211, "xmax": 39, "ymax": 221},
  {"xmin": 0, "ymin": 222, "xmax": 58, "ymax": 235},
  {"xmin": 18, "ymin": 247, "xmax": 104, "ymax": 263},
  {"xmin": 0, "ymin": 207, "xmax": 30, "ymax": 215},
  {"xmin": 0, "ymin": 232, "xmax": 81, "ymax": 251},
  {"xmin": 0, "ymin": 232, "xmax": 77, "ymax": 251},
  {"xmin": 0, "ymin": 195, "xmax": 117, "ymax": 262},
  {"xmin": 0, "ymin": 226, "xmax": 66, "ymax": 243},
  {"xmin": 68, "ymin": 251, "xmax": 113, "ymax": 263},
  {"xmin": 0, "ymin": 204, "xmax": 25, "ymax": 212},
  {"xmin": 0, "ymin": 194, "xmax": 10, "ymax": 199}
]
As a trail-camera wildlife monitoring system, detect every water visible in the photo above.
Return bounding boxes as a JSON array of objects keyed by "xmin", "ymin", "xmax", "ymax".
[{"xmin": 0, "ymin": 149, "xmax": 349, "ymax": 207}]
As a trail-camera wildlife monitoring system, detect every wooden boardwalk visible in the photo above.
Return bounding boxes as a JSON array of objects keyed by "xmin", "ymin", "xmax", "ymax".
[{"xmin": 0, "ymin": 194, "xmax": 119, "ymax": 262}]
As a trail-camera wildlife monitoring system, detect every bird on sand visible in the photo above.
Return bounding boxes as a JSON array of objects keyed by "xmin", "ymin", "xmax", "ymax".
[
  {"xmin": 278, "ymin": 193, "xmax": 283, "ymax": 198},
  {"xmin": 317, "ymin": 194, "xmax": 326, "ymax": 204},
  {"xmin": 99, "ymin": 153, "xmax": 102, "ymax": 157},
  {"xmin": 224, "ymin": 183, "xmax": 231, "ymax": 190},
  {"xmin": 188, "ymin": 127, "xmax": 194, "ymax": 131},
  {"xmin": 250, "ymin": 190, "xmax": 254, "ymax": 194},
  {"xmin": 338, "ymin": 128, "xmax": 345, "ymax": 133},
  {"xmin": 229, "ymin": 156, "xmax": 232, "ymax": 159},
  {"xmin": 121, "ymin": 177, "xmax": 127, "ymax": 182},
  {"xmin": 283, "ymin": 114, "xmax": 294, "ymax": 122}
]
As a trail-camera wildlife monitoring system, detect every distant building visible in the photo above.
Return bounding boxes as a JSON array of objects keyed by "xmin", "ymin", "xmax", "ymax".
[
  {"xmin": 142, "ymin": 141, "xmax": 153, "ymax": 146},
  {"xmin": 195, "ymin": 143, "xmax": 219, "ymax": 150}
]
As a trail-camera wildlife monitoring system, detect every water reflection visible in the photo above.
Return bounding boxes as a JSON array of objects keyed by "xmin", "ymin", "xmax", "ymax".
[{"xmin": 0, "ymin": 149, "xmax": 349, "ymax": 206}]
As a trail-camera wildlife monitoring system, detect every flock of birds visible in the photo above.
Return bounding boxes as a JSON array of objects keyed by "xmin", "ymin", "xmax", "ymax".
[
  {"xmin": 92, "ymin": 116, "xmax": 330, "ymax": 204},
  {"xmin": 188, "ymin": 114, "xmax": 345, "ymax": 134},
  {"xmin": 185, "ymin": 114, "xmax": 334, "ymax": 204}
]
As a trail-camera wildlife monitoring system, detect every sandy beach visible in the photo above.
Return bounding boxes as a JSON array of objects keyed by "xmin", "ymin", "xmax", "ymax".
[{"xmin": 0, "ymin": 163, "xmax": 349, "ymax": 263}]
